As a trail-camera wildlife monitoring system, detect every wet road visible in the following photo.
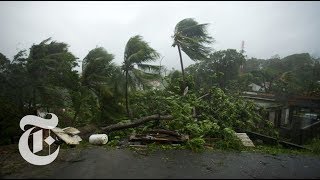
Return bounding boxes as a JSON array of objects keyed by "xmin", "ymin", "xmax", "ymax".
[{"xmin": 2, "ymin": 146, "xmax": 320, "ymax": 179}]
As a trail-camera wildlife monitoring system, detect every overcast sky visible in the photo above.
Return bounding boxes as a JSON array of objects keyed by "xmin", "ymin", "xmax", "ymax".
[{"xmin": 0, "ymin": 1, "xmax": 319, "ymax": 72}]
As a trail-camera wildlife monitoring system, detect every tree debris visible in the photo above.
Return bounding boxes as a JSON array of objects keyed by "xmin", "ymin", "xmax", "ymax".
[
  {"xmin": 101, "ymin": 114, "xmax": 173, "ymax": 133},
  {"xmin": 129, "ymin": 129, "xmax": 189, "ymax": 144}
]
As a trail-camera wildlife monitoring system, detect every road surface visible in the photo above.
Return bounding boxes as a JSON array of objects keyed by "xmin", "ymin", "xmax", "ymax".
[{"xmin": 1, "ymin": 146, "xmax": 320, "ymax": 179}]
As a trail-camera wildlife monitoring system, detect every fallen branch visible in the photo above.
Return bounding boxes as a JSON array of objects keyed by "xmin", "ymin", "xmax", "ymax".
[
  {"xmin": 101, "ymin": 114, "xmax": 173, "ymax": 133},
  {"xmin": 197, "ymin": 93, "xmax": 210, "ymax": 100}
]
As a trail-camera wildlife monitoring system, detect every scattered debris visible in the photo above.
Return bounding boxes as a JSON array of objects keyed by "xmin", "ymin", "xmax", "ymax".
[
  {"xmin": 89, "ymin": 134, "xmax": 109, "ymax": 145},
  {"xmin": 34, "ymin": 111, "xmax": 82, "ymax": 145},
  {"xmin": 62, "ymin": 127, "xmax": 80, "ymax": 135},
  {"xmin": 51, "ymin": 127, "xmax": 82, "ymax": 145},
  {"xmin": 129, "ymin": 129, "xmax": 189, "ymax": 144},
  {"xmin": 77, "ymin": 124, "xmax": 100, "ymax": 141}
]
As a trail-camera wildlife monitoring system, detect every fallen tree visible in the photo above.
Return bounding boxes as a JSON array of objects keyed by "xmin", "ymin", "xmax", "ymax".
[{"xmin": 101, "ymin": 114, "xmax": 173, "ymax": 133}]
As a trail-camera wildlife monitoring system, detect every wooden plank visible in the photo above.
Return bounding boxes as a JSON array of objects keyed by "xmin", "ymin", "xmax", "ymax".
[{"xmin": 235, "ymin": 133, "xmax": 255, "ymax": 147}]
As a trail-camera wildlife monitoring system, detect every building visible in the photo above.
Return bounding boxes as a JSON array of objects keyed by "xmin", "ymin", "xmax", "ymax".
[
  {"xmin": 248, "ymin": 83, "xmax": 264, "ymax": 92},
  {"xmin": 248, "ymin": 82, "xmax": 270, "ymax": 92},
  {"xmin": 242, "ymin": 92, "xmax": 320, "ymax": 144}
]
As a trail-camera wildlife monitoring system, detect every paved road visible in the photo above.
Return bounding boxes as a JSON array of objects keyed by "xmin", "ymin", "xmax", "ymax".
[{"xmin": 2, "ymin": 146, "xmax": 320, "ymax": 179}]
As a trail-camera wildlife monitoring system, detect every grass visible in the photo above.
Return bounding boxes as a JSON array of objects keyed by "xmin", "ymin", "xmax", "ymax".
[
  {"xmin": 304, "ymin": 138, "xmax": 320, "ymax": 154},
  {"xmin": 242, "ymin": 144, "xmax": 318, "ymax": 156},
  {"xmin": 136, "ymin": 139, "xmax": 320, "ymax": 156}
]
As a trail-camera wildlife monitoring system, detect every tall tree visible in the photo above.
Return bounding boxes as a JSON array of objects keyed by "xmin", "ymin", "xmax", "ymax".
[
  {"xmin": 210, "ymin": 49, "xmax": 245, "ymax": 90},
  {"xmin": 172, "ymin": 18, "xmax": 213, "ymax": 89},
  {"xmin": 78, "ymin": 47, "xmax": 124, "ymax": 125},
  {"xmin": 0, "ymin": 38, "xmax": 80, "ymax": 144},
  {"xmin": 122, "ymin": 35, "xmax": 160, "ymax": 116},
  {"xmin": 26, "ymin": 38, "xmax": 79, "ymax": 111}
]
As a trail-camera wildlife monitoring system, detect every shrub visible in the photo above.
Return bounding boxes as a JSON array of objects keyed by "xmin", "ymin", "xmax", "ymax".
[{"xmin": 186, "ymin": 137, "xmax": 206, "ymax": 152}]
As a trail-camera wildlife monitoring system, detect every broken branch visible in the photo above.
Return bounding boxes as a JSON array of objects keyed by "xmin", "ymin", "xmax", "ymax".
[{"xmin": 101, "ymin": 114, "xmax": 173, "ymax": 133}]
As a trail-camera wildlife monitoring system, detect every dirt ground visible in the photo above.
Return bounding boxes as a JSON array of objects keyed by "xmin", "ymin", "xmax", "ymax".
[{"xmin": 1, "ymin": 144, "xmax": 320, "ymax": 179}]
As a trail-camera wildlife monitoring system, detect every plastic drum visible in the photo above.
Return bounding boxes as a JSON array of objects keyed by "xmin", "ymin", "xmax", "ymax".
[{"xmin": 89, "ymin": 134, "xmax": 109, "ymax": 145}]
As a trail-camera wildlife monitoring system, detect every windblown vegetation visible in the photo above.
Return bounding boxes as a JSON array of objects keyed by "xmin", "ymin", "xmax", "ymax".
[{"xmin": 0, "ymin": 18, "xmax": 319, "ymax": 151}]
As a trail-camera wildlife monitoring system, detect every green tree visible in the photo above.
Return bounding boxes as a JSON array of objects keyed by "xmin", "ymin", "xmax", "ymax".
[
  {"xmin": 185, "ymin": 49, "xmax": 246, "ymax": 92},
  {"xmin": 210, "ymin": 49, "xmax": 245, "ymax": 90},
  {"xmin": 122, "ymin": 35, "xmax": 160, "ymax": 116},
  {"xmin": 0, "ymin": 38, "xmax": 80, "ymax": 144},
  {"xmin": 243, "ymin": 57, "xmax": 265, "ymax": 73},
  {"xmin": 26, "ymin": 38, "xmax": 79, "ymax": 112},
  {"xmin": 0, "ymin": 53, "xmax": 9, "ymax": 67},
  {"xmin": 185, "ymin": 59, "xmax": 217, "ymax": 92}
]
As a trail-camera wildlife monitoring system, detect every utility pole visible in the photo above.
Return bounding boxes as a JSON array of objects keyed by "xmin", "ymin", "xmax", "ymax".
[
  {"xmin": 239, "ymin": 40, "xmax": 245, "ymax": 75},
  {"xmin": 240, "ymin": 40, "xmax": 245, "ymax": 54}
]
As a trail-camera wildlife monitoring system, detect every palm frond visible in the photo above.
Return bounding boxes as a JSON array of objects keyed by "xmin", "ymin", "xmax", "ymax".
[
  {"xmin": 137, "ymin": 63, "xmax": 162, "ymax": 72},
  {"xmin": 82, "ymin": 47, "xmax": 114, "ymax": 71},
  {"xmin": 173, "ymin": 18, "xmax": 214, "ymax": 61},
  {"xmin": 124, "ymin": 35, "xmax": 160, "ymax": 64},
  {"xmin": 40, "ymin": 37, "xmax": 52, "ymax": 45}
]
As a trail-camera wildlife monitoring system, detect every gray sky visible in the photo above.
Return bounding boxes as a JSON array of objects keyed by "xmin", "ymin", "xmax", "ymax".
[{"xmin": 0, "ymin": 1, "xmax": 320, "ymax": 72}]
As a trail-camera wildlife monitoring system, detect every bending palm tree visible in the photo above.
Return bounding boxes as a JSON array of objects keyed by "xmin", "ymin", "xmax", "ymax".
[
  {"xmin": 172, "ymin": 18, "xmax": 214, "ymax": 89},
  {"xmin": 75, "ymin": 47, "xmax": 124, "ymax": 122},
  {"xmin": 122, "ymin": 35, "xmax": 160, "ymax": 116}
]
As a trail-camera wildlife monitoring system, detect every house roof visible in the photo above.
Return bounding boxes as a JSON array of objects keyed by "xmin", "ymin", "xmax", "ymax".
[
  {"xmin": 242, "ymin": 92, "xmax": 320, "ymax": 109},
  {"xmin": 286, "ymin": 96, "xmax": 320, "ymax": 108}
]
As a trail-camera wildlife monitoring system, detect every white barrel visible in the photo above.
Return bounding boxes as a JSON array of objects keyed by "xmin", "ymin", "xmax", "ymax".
[{"xmin": 89, "ymin": 134, "xmax": 108, "ymax": 145}]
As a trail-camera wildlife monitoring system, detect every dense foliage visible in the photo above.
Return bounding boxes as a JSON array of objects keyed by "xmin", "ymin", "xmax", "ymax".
[
  {"xmin": 0, "ymin": 17, "xmax": 319, "ymax": 150},
  {"xmin": 128, "ymin": 76, "xmax": 277, "ymax": 150}
]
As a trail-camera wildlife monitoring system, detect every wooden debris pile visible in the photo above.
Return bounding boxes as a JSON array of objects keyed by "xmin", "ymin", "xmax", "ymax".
[{"xmin": 129, "ymin": 129, "xmax": 189, "ymax": 145}]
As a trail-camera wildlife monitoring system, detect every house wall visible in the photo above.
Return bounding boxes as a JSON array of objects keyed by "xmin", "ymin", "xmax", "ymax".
[
  {"xmin": 280, "ymin": 107, "xmax": 291, "ymax": 127},
  {"xmin": 268, "ymin": 111, "xmax": 275, "ymax": 125}
]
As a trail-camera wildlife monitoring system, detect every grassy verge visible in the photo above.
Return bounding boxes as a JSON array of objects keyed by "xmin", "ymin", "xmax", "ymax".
[{"xmin": 242, "ymin": 144, "xmax": 319, "ymax": 156}]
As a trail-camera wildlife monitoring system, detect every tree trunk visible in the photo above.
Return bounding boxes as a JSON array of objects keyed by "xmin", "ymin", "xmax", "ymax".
[
  {"xmin": 177, "ymin": 45, "xmax": 185, "ymax": 91},
  {"xmin": 73, "ymin": 91, "xmax": 83, "ymax": 125},
  {"xmin": 101, "ymin": 114, "xmax": 173, "ymax": 133},
  {"xmin": 32, "ymin": 88, "xmax": 36, "ymax": 109},
  {"xmin": 125, "ymin": 70, "xmax": 130, "ymax": 117},
  {"xmin": 73, "ymin": 109, "xmax": 79, "ymax": 123}
]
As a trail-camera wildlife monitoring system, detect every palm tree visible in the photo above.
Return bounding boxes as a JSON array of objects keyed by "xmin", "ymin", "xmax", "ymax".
[
  {"xmin": 82, "ymin": 47, "xmax": 116, "ymax": 92},
  {"xmin": 122, "ymin": 35, "xmax": 160, "ymax": 116},
  {"xmin": 75, "ymin": 47, "xmax": 124, "ymax": 123},
  {"xmin": 172, "ymin": 18, "xmax": 214, "ymax": 88}
]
